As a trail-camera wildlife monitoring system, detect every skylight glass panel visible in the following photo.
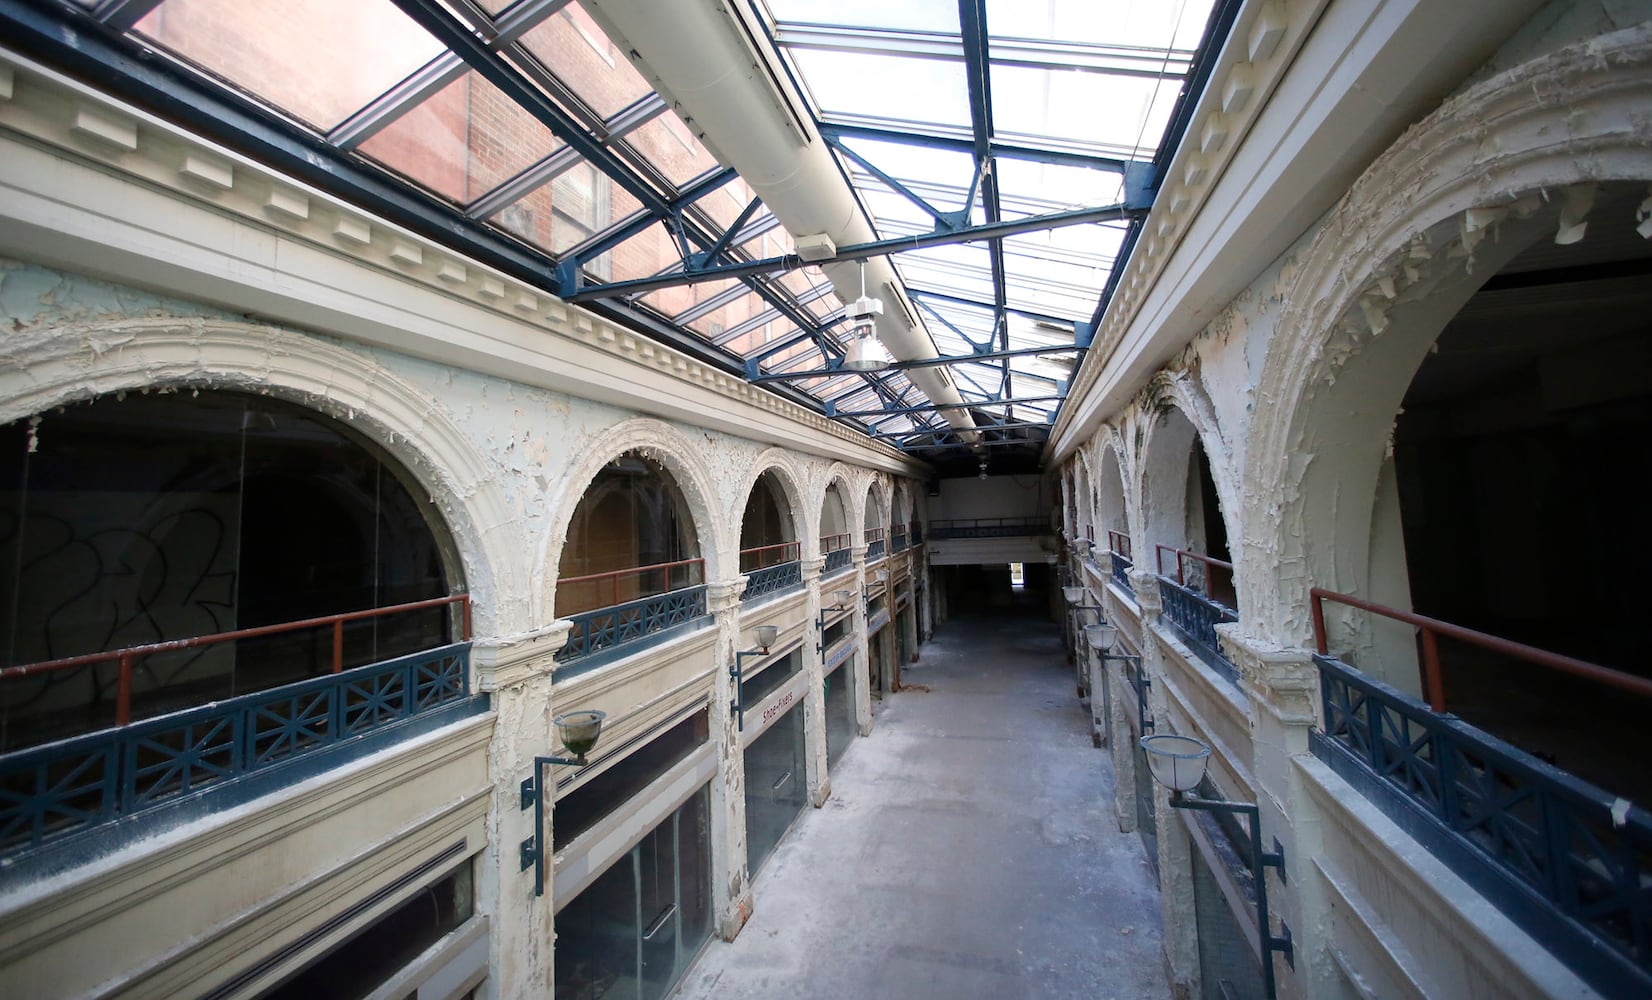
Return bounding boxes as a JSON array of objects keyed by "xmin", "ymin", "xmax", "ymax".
[
  {"xmin": 982, "ymin": 0, "xmax": 1212, "ymax": 52},
  {"xmin": 519, "ymin": 5, "xmax": 654, "ymax": 121},
  {"xmin": 993, "ymin": 158, "xmax": 1128, "ymax": 215},
  {"xmin": 641, "ymin": 275, "xmax": 743, "ymax": 330},
  {"xmin": 991, "ymin": 67, "xmax": 1180, "ymax": 159},
  {"xmin": 623, "ymin": 114, "xmax": 723, "ymax": 189},
  {"xmin": 787, "ymin": 48, "xmax": 971, "ymax": 127},
  {"xmin": 358, "ymin": 71, "xmax": 564, "ymax": 206},
  {"xmin": 766, "ymin": 0, "xmax": 959, "ymax": 34},
  {"xmin": 134, "ymin": 0, "xmax": 444, "ymax": 132}
]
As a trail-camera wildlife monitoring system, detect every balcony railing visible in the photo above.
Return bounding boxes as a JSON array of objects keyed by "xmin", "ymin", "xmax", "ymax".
[
  {"xmin": 891, "ymin": 527, "xmax": 908, "ymax": 553},
  {"xmin": 821, "ymin": 533, "xmax": 853, "ymax": 574},
  {"xmin": 1, "ymin": 595, "xmax": 471, "ymax": 746},
  {"xmin": 1, "ymin": 641, "xmax": 478, "ymax": 866},
  {"xmin": 1158, "ymin": 576, "xmax": 1239, "ymax": 684},
  {"xmin": 909, "ymin": 521, "xmax": 923, "ymax": 545},
  {"xmin": 1111, "ymin": 552, "xmax": 1135, "ymax": 596},
  {"xmin": 1107, "ymin": 530, "xmax": 1132, "ymax": 561},
  {"xmin": 1155, "ymin": 544, "xmax": 1234, "ymax": 600},
  {"xmin": 927, "ymin": 517, "xmax": 1048, "ymax": 539},
  {"xmin": 1312, "ymin": 654, "xmax": 1652, "ymax": 997},
  {"xmin": 740, "ymin": 542, "xmax": 802, "ymax": 603},
  {"xmin": 555, "ymin": 559, "xmax": 708, "ymax": 665},
  {"xmin": 864, "ymin": 526, "xmax": 886, "ymax": 560}
]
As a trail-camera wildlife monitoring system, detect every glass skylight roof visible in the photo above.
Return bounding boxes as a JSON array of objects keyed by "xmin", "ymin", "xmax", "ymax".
[{"xmin": 25, "ymin": 0, "xmax": 1227, "ymax": 471}]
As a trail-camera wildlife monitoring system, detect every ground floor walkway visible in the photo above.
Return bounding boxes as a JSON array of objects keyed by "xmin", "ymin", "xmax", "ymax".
[{"xmin": 671, "ymin": 609, "xmax": 1169, "ymax": 999}]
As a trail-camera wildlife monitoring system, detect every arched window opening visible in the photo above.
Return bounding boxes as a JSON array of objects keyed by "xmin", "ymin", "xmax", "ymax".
[
  {"xmin": 1371, "ymin": 181, "xmax": 1652, "ymax": 804},
  {"xmin": 891, "ymin": 485, "xmax": 911, "ymax": 552},
  {"xmin": 863, "ymin": 488, "xmax": 886, "ymax": 560},
  {"xmin": 739, "ymin": 471, "xmax": 800, "ymax": 602},
  {"xmin": 820, "ymin": 483, "xmax": 851, "ymax": 576},
  {"xmin": 555, "ymin": 453, "xmax": 705, "ymax": 664},
  {"xmin": 1143, "ymin": 407, "xmax": 1236, "ymax": 680},
  {"xmin": 0, "ymin": 390, "xmax": 461, "ymax": 754},
  {"xmin": 1098, "ymin": 447, "xmax": 1131, "ymax": 594}
]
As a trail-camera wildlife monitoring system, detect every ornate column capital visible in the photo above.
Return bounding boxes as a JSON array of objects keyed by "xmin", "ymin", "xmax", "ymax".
[{"xmin": 471, "ymin": 621, "xmax": 571, "ymax": 692}]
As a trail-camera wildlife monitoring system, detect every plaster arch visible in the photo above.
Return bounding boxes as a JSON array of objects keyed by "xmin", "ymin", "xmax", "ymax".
[
  {"xmin": 734, "ymin": 449, "xmax": 807, "ymax": 537},
  {"xmin": 539, "ymin": 417, "xmax": 728, "ymax": 623},
  {"xmin": 815, "ymin": 466, "xmax": 858, "ymax": 556},
  {"xmin": 1139, "ymin": 374, "xmax": 1240, "ymax": 594},
  {"xmin": 0, "ymin": 317, "xmax": 513, "ymax": 632},
  {"xmin": 1096, "ymin": 432, "xmax": 1132, "ymax": 554},
  {"xmin": 862, "ymin": 476, "xmax": 890, "ymax": 536},
  {"xmin": 1243, "ymin": 24, "xmax": 1652, "ymax": 645}
]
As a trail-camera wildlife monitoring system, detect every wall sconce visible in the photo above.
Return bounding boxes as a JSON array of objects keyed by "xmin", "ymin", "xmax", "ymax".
[
  {"xmin": 1062, "ymin": 585, "xmax": 1103, "ymax": 618},
  {"xmin": 864, "ymin": 568, "xmax": 888, "ymax": 603},
  {"xmin": 1140, "ymin": 733, "xmax": 1294, "ymax": 998},
  {"xmin": 816, "ymin": 589, "xmax": 854, "ymax": 653},
  {"xmin": 1087, "ymin": 624, "xmax": 1151, "ymax": 733},
  {"xmin": 519, "ymin": 709, "xmax": 608, "ymax": 896},
  {"xmin": 730, "ymin": 624, "xmax": 780, "ymax": 731}
]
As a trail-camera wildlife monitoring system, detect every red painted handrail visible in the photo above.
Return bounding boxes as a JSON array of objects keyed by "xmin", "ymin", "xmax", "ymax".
[
  {"xmin": 863, "ymin": 526, "xmax": 885, "ymax": 543},
  {"xmin": 1107, "ymin": 530, "xmax": 1132, "ymax": 560},
  {"xmin": 739, "ymin": 541, "xmax": 800, "ymax": 570},
  {"xmin": 559, "ymin": 557, "xmax": 705, "ymax": 609},
  {"xmin": 820, "ymin": 532, "xmax": 851, "ymax": 553},
  {"xmin": 1, "ymin": 595, "xmax": 472, "ymax": 726},
  {"xmin": 1308, "ymin": 587, "xmax": 1652, "ymax": 714},
  {"xmin": 1154, "ymin": 543, "xmax": 1233, "ymax": 590}
]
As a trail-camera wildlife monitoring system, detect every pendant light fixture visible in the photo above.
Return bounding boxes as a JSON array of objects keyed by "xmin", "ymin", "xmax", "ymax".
[{"xmin": 842, "ymin": 260, "xmax": 890, "ymax": 372}]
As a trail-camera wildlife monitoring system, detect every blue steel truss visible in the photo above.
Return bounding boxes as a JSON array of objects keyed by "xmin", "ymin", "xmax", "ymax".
[
  {"xmin": 1312, "ymin": 654, "xmax": 1652, "ymax": 998},
  {"xmin": 0, "ymin": 643, "xmax": 473, "ymax": 864},
  {"xmin": 741, "ymin": 561, "xmax": 803, "ymax": 603},
  {"xmin": 1157, "ymin": 576, "xmax": 1238, "ymax": 685},
  {"xmin": 556, "ymin": 587, "xmax": 710, "ymax": 665}
]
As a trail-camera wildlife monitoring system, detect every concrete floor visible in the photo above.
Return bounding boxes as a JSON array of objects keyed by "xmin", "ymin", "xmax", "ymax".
[{"xmin": 672, "ymin": 607, "xmax": 1169, "ymax": 1000}]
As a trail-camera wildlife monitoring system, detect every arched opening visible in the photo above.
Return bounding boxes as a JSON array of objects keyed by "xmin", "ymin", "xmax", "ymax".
[
  {"xmin": 862, "ymin": 483, "xmax": 887, "ymax": 561},
  {"xmin": 820, "ymin": 482, "xmax": 852, "ymax": 577},
  {"xmin": 1141, "ymin": 405, "xmax": 1237, "ymax": 677},
  {"xmin": 554, "ymin": 452, "xmax": 705, "ymax": 664},
  {"xmin": 0, "ymin": 390, "xmax": 460, "ymax": 752},
  {"xmin": 738, "ymin": 470, "xmax": 800, "ymax": 603},
  {"xmin": 1098, "ymin": 442, "xmax": 1132, "ymax": 593},
  {"xmin": 1374, "ymin": 182, "xmax": 1652, "ymax": 800}
]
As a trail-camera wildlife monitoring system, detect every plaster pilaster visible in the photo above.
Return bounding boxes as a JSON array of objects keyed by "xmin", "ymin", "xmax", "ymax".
[
  {"xmin": 1220, "ymin": 626, "xmax": 1335, "ymax": 1000},
  {"xmin": 800, "ymin": 558, "xmax": 831, "ymax": 806},
  {"xmin": 1106, "ymin": 655, "xmax": 1140, "ymax": 833},
  {"xmin": 473, "ymin": 621, "xmax": 569, "ymax": 1000},
  {"xmin": 706, "ymin": 577, "xmax": 754, "ymax": 940},
  {"xmin": 850, "ymin": 549, "xmax": 874, "ymax": 735}
]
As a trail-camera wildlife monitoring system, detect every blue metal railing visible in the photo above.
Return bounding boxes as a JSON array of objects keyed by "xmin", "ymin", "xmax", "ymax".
[
  {"xmin": 910, "ymin": 524, "xmax": 923, "ymax": 545},
  {"xmin": 1, "ymin": 643, "xmax": 474, "ymax": 864},
  {"xmin": 927, "ymin": 517, "xmax": 1048, "ymax": 539},
  {"xmin": 556, "ymin": 587, "xmax": 708, "ymax": 663},
  {"xmin": 866, "ymin": 538, "xmax": 886, "ymax": 559},
  {"xmin": 823, "ymin": 548, "xmax": 852, "ymax": 574},
  {"xmin": 1312, "ymin": 654, "xmax": 1652, "ymax": 997},
  {"xmin": 742, "ymin": 561, "xmax": 801, "ymax": 602},
  {"xmin": 891, "ymin": 531, "xmax": 908, "ymax": 553},
  {"xmin": 1157, "ymin": 576, "xmax": 1238, "ymax": 685},
  {"xmin": 1111, "ymin": 552, "xmax": 1134, "ymax": 596}
]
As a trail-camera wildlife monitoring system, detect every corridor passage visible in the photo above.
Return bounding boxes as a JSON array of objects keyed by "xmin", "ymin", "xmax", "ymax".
[{"xmin": 672, "ymin": 610, "xmax": 1169, "ymax": 999}]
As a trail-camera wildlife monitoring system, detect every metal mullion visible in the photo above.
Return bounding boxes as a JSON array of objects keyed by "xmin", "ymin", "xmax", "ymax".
[
  {"xmin": 387, "ymin": 0, "xmax": 672, "ymax": 218},
  {"xmin": 330, "ymin": 53, "xmax": 468, "ymax": 150},
  {"xmin": 466, "ymin": 146, "xmax": 584, "ymax": 220},
  {"xmin": 92, "ymin": 0, "xmax": 164, "ymax": 31},
  {"xmin": 776, "ymin": 22, "xmax": 1194, "ymax": 78},
  {"xmin": 672, "ymin": 282, "xmax": 752, "ymax": 326}
]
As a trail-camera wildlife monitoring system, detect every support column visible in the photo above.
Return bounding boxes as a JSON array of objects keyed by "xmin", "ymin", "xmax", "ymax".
[
  {"xmin": 1222, "ymin": 626, "xmax": 1335, "ymax": 1000},
  {"xmin": 707, "ymin": 577, "xmax": 753, "ymax": 940},
  {"xmin": 800, "ymin": 557, "xmax": 831, "ymax": 807},
  {"xmin": 471, "ymin": 621, "xmax": 570, "ymax": 1000},
  {"xmin": 1132, "ymin": 569, "xmax": 1201, "ymax": 1000},
  {"xmin": 1107, "ymin": 650, "xmax": 1140, "ymax": 833},
  {"xmin": 850, "ymin": 548, "xmax": 873, "ymax": 736}
]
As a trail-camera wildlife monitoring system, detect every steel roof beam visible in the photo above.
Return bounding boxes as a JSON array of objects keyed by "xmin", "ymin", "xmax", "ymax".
[
  {"xmin": 565, "ymin": 202, "xmax": 1133, "ymax": 300},
  {"xmin": 774, "ymin": 22, "xmax": 1193, "ymax": 79}
]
